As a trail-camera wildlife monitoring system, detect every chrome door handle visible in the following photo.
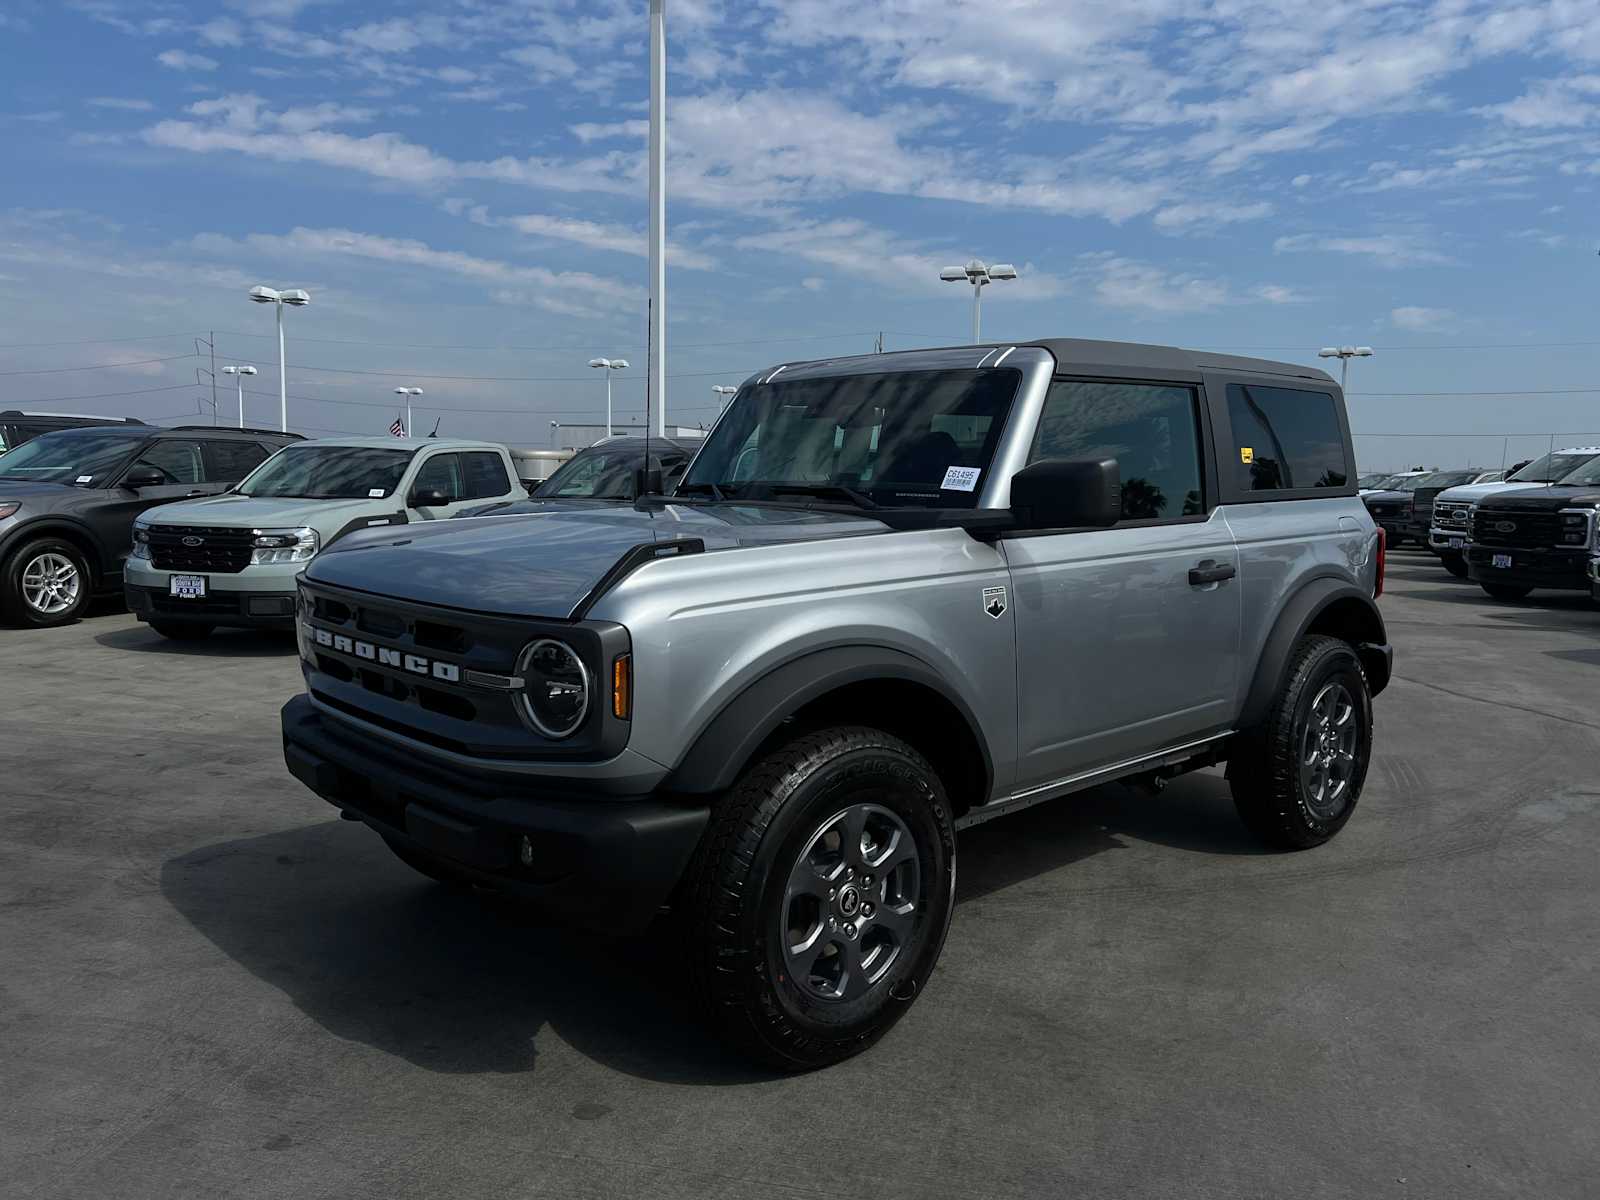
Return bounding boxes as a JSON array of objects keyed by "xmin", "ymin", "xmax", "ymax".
[{"xmin": 1188, "ymin": 560, "xmax": 1236, "ymax": 586}]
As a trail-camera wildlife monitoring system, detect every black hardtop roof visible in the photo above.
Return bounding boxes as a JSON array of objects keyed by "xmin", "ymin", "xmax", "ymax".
[
  {"xmin": 164, "ymin": 424, "xmax": 304, "ymax": 440},
  {"xmin": 1022, "ymin": 338, "xmax": 1336, "ymax": 384},
  {"xmin": 0, "ymin": 410, "xmax": 147, "ymax": 424},
  {"xmin": 755, "ymin": 337, "xmax": 1336, "ymax": 386}
]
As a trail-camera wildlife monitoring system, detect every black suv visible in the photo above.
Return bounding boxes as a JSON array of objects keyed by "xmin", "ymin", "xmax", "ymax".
[
  {"xmin": 1465, "ymin": 453, "xmax": 1600, "ymax": 601},
  {"xmin": 0, "ymin": 424, "xmax": 302, "ymax": 626}
]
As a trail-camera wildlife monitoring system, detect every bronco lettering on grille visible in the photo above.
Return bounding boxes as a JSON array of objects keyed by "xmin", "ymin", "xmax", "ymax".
[{"xmin": 310, "ymin": 626, "xmax": 461, "ymax": 682}]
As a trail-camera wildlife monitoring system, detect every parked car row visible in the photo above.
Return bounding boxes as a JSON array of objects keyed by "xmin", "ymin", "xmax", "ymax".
[
  {"xmin": 0, "ymin": 424, "xmax": 674, "ymax": 632},
  {"xmin": 1365, "ymin": 445, "xmax": 1600, "ymax": 603}
]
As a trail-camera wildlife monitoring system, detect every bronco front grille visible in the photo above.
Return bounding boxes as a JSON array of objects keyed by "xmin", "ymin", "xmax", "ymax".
[{"xmin": 148, "ymin": 525, "xmax": 253, "ymax": 573}]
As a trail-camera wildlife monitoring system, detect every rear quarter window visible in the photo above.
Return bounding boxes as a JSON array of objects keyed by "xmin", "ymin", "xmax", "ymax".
[{"xmin": 1225, "ymin": 383, "xmax": 1350, "ymax": 493}]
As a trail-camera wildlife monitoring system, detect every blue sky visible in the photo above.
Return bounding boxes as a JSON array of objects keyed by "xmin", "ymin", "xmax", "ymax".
[{"xmin": 2, "ymin": 0, "xmax": 1600, "ymax": 469}]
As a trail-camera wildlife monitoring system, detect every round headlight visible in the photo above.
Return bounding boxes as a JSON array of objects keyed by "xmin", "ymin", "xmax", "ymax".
[{"xmin": 516, "ymin": 639, "xmax": 590, "ymax": 738}]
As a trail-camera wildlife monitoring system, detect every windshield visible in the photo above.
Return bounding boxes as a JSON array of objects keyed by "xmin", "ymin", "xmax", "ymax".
[
  {"xmin": 1410, "ymin": 470, "xmax": 1478, "ymax": 490},
  {"xmin": 679, "ymin": 368, "xmax": 1022, "ymax": 509},
  {"xmin": 1357, "ymin": 473, "xmax": 1390, "ymax": 489},
  {"xmin": 1512, "ymin": 451, "xmax": 1599, "ymax": 484},
  {"xmin": 0, "ymin": 428, "xmax": 144, "ymax": 485},
  {"xmin": 238, "ymin": 444, "xmax": 414, "ymax": 499},
  {"xmin": 1555, "ymin": 455, "xmax": 1600, "ymax": 487},
  {"xmin": 534, "ymin": 445, "xmax": 688, "ymax": 500}
]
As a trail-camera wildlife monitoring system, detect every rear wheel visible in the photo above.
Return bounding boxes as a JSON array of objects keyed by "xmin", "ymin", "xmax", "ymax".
[
  {"xmin": 1440, "ymin": 552, "xmax": 1468, "ymax": 579},
  {"xmin": 1481, "ymin": 583, "xmax": 1533, "ymax": 602},
  {"xmin": 2, "ymin": 538, "xmax": 92, "ymax": 627},
  {"xmin": 148, "ymin": 620, "xmax": 215, "ymax": 641},
  {"xmin": 683, "ymin": 726, "xmax": 956, "ymax": 1071},
  {"xmin": 1230, "ymin": 635, "xmax": 1373, "ymax": 850}
]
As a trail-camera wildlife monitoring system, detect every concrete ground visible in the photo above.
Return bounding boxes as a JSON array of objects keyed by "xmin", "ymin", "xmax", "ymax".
[{"xmin": 2, "ymin": 550, "xmax": 1597, "ymax": 1199}]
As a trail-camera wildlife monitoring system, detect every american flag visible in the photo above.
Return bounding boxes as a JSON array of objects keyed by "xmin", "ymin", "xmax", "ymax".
[{"xmin": 389, "ymin": 415, "xmax": 406, "ymax": 438}]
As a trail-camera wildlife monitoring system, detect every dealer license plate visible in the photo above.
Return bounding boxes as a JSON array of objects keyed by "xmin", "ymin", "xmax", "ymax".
[
  {"xmin": 170, "ymin": 574, "xmax": 207, "ymax": 599},
  {"xmin": 1492, "ymin": 553, "xmax": 1513, "ymax": 569},
  {"xmin": 1448, "ymin": 537, "xmax": 1464, "ymax": 549}
]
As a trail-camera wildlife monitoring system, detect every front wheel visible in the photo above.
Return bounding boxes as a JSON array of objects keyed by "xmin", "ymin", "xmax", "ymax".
[
  {"xmin": 683, "ymin": 726, "xmax": 956, "ymax": 1071},
  {"xmin": 1481, "ymin": 582, "xmax": 1533, "ymax": 601},
  {"xmin": 1440, "ymin": 553, "xmax": 1468, "ymax": 579},
  {"xmin": 2, "ymin": 538, "xmax": 92, "ymax": 627},
  {"xmin": 1230, "ymin": 635, "xmax": 1373, "ymax": 850}
]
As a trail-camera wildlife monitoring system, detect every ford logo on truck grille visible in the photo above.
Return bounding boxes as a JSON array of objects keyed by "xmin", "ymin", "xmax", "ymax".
[
  {"xmin": 1494, "ymin": 520, "xmax": 1517, "ymax": 533},
  {"xmin": 181, "ymin": 535, "xmax": 204, "ymax": 547}
]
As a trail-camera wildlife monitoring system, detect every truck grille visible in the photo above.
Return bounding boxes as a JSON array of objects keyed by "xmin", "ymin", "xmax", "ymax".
[
  {"xmin": 1469, "ymin": 508, "xmax": 1563, "ymax": 549},
  {"xmin": 147, "ymin": 525, "xmax": 253, "ymax": 574},
  {"xmin": 1431, "ymin": 498, "xmax": 1472, "ymax": 531}
]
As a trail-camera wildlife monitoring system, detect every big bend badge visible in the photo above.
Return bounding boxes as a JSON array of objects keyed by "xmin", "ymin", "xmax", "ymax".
[{"xmin": 982, "ymin": 585, "xmax": 1007, "ymax": 619}]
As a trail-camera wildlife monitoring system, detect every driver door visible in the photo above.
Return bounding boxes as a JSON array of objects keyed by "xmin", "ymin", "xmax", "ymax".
[{"xmin": 405, "ymin": 451, "xmax": 481, "ymax": 520}]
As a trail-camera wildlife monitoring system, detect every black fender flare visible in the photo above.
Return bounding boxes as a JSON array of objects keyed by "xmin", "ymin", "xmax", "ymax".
[
  {"xmin": 0, "ymin": 515, "xmax": 113, "ymax": 579},
  {"xmin": 665, "ymin": 645, "xmax": 994, "ymax": 798},
  {"xmin": 325, "ymin": 509, "xmax": 409, "ymax": 548},
  {"xmin": 1239, "ymin": 577, "xmax": 1391, "ymax": 731}
]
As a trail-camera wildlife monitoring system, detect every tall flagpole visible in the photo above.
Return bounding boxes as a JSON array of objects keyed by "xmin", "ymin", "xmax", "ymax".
[{"xmin": 648, "ymin": 0, "xmax": 667, "ymax": 438}]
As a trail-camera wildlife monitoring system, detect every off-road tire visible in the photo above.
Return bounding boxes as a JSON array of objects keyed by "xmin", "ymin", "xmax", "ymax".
[
  {"xmin": 1481, "ymin": 582, "xmax": 1533, "ymax": 602},
  {"xmin": 1440, "ymin": 553, "xmax": 1468, "ymax": 579},
  {"xmin": 682, "ymin": 726, "xmax": 956, "ymax": 1071},
  {"xmin": 1230, "ymin": 635, "xmax": 1373, "ymax": 850},
  {"xmin": 1, "ymin": 537, "xmax": 92, "ymax": 627},
  {"xmin": 148, "ymin": 620, "xmax": 215, "ymax": 641},
  {"xmin": 380, "ymin": 833, "xmax": 472, "ymax": 888}
]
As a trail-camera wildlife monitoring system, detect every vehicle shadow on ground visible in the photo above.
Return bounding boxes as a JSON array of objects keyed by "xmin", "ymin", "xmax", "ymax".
[
  {"xmin": 94, "ymin": 625, "xmax": 297, "ymax": 657},
  {"xmin": 160, "ymin": 772, "xmax": 1259, "ymax": 1084}
]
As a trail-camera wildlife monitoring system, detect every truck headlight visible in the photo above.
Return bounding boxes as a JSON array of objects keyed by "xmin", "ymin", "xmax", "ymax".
[
  {"xmin": 131, "ymin": 519, "xmax": 152, "ymax": 560},
  {"xmin": 515, "ymin": 639, "xmax": 590, "ymax": 738},
  {"xmin": 251, "ymin": 527, "xmax": 320, "ymax": 565}
]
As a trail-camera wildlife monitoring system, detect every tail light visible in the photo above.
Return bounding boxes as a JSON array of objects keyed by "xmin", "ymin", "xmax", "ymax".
[{"xmin": 1374, "ymin": 528, "xmax": 1386, "ymax": 598}]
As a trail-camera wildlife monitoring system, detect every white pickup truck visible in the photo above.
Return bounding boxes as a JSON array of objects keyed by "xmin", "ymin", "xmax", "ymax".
[{"xmin": 124, "ymin": 437, "xmax": 524, "ymax": 639}]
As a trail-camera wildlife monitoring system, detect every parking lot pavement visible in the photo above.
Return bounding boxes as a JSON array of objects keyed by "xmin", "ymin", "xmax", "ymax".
[{"xmin": 2, "ymin": 553, "xmax": 1597, "ymax": 1199}]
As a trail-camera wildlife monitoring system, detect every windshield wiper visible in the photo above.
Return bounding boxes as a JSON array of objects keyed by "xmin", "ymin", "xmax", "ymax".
[
  {"xmin": 754, "ymin": 482, "xmax": 879, "ymax": 509},
  {"xmin": 675, "ymin": 481, "xmax": 730, "ymax": 501}
]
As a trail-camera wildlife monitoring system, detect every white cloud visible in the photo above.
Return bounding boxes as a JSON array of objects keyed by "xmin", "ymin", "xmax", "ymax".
[
  {"xmin": 1273, "ymin": 233, "xmax": 1454, "ymax": 267},
  {"xmin": 1254, "ymin": 284, "xmax": 1310, "ymax": 304},
  {"xmin": 156, "ymin": 49, "xmax": 219, "ymax": 72},
  {"xmin": 571, "ymin": 120, "xmax": 648, "ymax": 143},
  {"xmin": 1152, "ymin": 200, "xmax": 1273, "ymax": 232},
  {"xmin": 505, "ymin": 44, "xmax": 581, "ymax": 82},
  {"xmin": 194, "ymin": 226, "xmax": 641, "ymax": 317},
  {"xmin": 197, "ymin": 17, "xmax": 244, "ymax": 47},
  {"xmin": 459, "ymin": 205, "xmax": 719, "ymax": 270},
  {"xmin": 1476, "ymin": 76, "xmax": 1600, "ymax": 128},
  {"xmin": 1391, "ymin": 305, "xmax": 1455, "ymax": 331},
  {"xmin": 1080, "ymin": 254, "xmax": 1228, "ymax": 315},
  {"xmin": 801, "ymin": 277, "xmax": 825, "ymax": 292},
  {"xmin": 86, "ymin": 97, "xmax": 155, "ymax": 112}
]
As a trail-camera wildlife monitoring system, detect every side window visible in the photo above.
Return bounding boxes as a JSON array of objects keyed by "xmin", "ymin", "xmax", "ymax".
[
  {"xmin": 203, "ymin": 440, "xmax": 269, "ymax": 482},
  {"xmin": 461, "ymin": 451, "xmax": 512, "ymax": 500},
  {"xmin": 411, "ymin": 453, "xmax": 463, "ymax": 501},
  {"xmin": 1226, "ymin": 384, "xmax": 1349, "ymax": 491},
  {"xmin": 1030, "ymin": 380, "xmax": 1205, "ymax": 520},
  {"xmin": 134, "ymin": 439, "xmax": 204, "ymax": 484}
]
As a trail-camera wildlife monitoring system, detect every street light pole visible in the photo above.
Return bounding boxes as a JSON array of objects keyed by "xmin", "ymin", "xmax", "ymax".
[
  {"xmin": 1318, "ymin": 345, "xmax": 1374, "ymax": 390},
  {"xmin": 221, "ymin": 364, "xmax": 257, "ymax": 428},
  {"xmin": 393, "ymin": 387, "xmax": 423, "ymax": 436},
  {"xmin": 248, "ymin": 286, "xmax": 311, "ymax": 432},
  {"xmin": 648, "ymin": 0, "xmax": 667, "ymax": 437},
  {"xmin": 712, "ymin": 385, "xmax": 738, "ymax": 406},
  {"xmin": 588, "ymin": 358, "xmax": 629, "ymax": 437},
  {"xmin": 939, "ymin": 259, "xmax": 1017, "ymax": 343}
]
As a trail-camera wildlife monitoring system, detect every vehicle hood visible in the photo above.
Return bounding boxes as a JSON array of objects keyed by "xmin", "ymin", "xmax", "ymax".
[
  {"xmin": 1474, "ymin": 485, "xmax": 1600, "ymax": 510},
  {"xmin": 456, "ymin": 497, "xmax": 623, "ymax": 518},
  {"xmin": 140, "ymin": 493, "xmax": 401, "ymax": 535},
  {"xmin": 0, "ymin": 480, "xmax": 96, "ymax": 507},
  {"xmin": 1434, "ymin": 480, "xmax": 1556, "ymax": 504},
  {"xmin": 306, "ymin": 502, "xmax": 891, "ymax": 618}
]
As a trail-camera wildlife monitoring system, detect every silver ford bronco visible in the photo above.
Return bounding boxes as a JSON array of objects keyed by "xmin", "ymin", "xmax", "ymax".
[{"xmin": 281, "ymin": 339, "xmax": 1391, "ymax": 1069}]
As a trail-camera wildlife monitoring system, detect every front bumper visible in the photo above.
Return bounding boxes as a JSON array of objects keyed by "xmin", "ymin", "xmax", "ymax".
[
  {"xmin": 280, "ymin": 695, "xmax": 709, "ymax": 934},
  {"xmin": 125, "ymin": 582, "xmax": 298, "ymax": 628},
  {"xmin": 1464, "ymin": 544, "xmax": 1592, "ymax": 592},
  {"xmin": 1428, "ymin": 526, "xmax": 1469, "ymax": 553}
]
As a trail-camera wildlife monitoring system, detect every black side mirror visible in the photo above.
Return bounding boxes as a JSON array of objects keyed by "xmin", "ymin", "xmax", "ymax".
[
  {"xmin": 409, "ymin": 488, "xmax": 450, "ymax": 508},
  {"xmin": 1009, "ymin": 458, "xmax": 1121, "ymax": 530},
  {"xmin": 122, "ymin": 465, "xmax": 165, "ymax": 490}
]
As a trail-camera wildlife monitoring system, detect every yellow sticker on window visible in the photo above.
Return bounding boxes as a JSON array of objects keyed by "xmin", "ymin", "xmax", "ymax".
[{"xmin": 1240, "ymin": 447, "xmax": 1255, "ymax": 464}]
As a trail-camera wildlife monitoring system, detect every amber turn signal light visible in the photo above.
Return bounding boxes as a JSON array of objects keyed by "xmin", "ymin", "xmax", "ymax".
[{"xmin": 612, "ymin": 654, "xmax": 632, "ymax": 720}]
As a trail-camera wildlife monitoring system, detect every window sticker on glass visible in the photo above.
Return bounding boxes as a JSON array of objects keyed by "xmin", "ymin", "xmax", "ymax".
[
  {"xmin": 76, "ymin": 475, "xmax": 93, "ymax": 484},
  {"xmin": 1240, "ymin": 447, "xmax": 1255, "ymax": 464},
  {"xmin": 368, "ymin": 488, "xmax": 385, "ymax": 498},
  {"xmin": 941, "ymin": 465, "xmax": 981, "ymax": 492}
]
